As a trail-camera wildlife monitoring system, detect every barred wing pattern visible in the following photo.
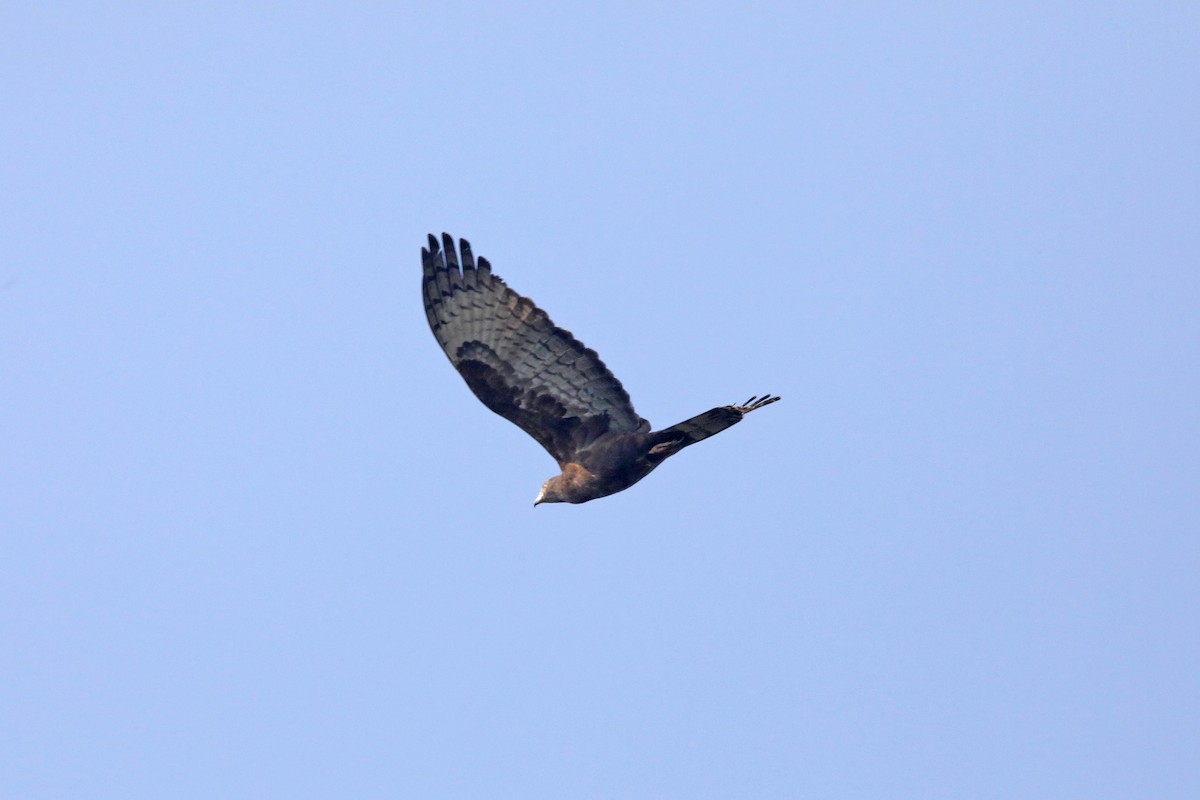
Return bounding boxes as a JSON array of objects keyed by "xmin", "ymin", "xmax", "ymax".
[{"xmin": 422, "ymin": 233, "xmax": 649, "ymax": 465}]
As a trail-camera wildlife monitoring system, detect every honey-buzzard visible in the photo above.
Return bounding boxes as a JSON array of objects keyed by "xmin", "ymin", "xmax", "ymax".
[{"xmin": 422, "ymin": 233, "xmax": 779, "ymax": 505}]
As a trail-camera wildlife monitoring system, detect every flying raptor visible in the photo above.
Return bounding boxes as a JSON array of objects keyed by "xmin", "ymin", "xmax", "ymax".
[{"xmin": 421, "ymin": 233, "xmax": 779, "ymax": 505}]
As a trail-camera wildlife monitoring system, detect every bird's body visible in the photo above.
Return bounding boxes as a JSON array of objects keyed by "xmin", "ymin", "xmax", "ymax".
[
  {"xmin": 538, "ymin": 432, "xmax": 656, "ymax": 504},
  {"xmin": 421, "ymin": 233, "xmax": 778, "ymax": 505}
]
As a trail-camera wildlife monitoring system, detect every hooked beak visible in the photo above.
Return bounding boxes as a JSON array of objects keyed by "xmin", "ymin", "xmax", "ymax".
[{"xmin": 534, "ymin": 487, "xmax": 545, "ymax": 507}]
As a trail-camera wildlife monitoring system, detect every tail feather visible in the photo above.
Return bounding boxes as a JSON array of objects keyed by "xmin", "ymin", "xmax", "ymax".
[{"xmin": 648, "ymin": 394, "xmax": 780, "ymax": 461}]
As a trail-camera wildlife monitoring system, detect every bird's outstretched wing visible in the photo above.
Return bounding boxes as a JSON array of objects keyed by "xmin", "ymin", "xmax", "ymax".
[
  {"xmin": 422, "ymin": 233, "xmax": 649, "ymax": 464},
  {"xmin": 648, "ymin": 395, "xmax": 781, "ymax": 460}
]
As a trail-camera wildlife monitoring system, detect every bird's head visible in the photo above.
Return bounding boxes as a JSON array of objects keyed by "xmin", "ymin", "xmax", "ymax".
[{"xmin": 534, "ymin": 477, "xmax": 567, "ymax": 507}]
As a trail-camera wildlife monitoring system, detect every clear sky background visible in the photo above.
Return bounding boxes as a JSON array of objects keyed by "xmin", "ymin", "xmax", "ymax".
[{"xmin": 2, "ymin": 3, "xmax": 1197, "ymax": 798}]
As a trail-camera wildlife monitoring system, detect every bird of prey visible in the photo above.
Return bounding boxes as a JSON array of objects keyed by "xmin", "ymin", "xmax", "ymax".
[{"xmin": 421, "ymin": 233, "xmax": 779, "ymax": 505}]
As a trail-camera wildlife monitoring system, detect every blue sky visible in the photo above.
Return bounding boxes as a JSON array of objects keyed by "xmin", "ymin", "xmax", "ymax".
[{"xmin": 2, "ymin": 3, "xmax": 1197, "ymax": 798}]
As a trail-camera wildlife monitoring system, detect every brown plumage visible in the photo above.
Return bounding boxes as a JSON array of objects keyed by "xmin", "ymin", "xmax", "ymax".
[{"xmin": 421, "ymin": 233, "xmax": 780, "ymax": 505}]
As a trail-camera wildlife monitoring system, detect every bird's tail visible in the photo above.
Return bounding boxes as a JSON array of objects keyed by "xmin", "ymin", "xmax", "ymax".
[{"xmin": 647, "ymin": 395, "xmax": 780, "ymax": 462}]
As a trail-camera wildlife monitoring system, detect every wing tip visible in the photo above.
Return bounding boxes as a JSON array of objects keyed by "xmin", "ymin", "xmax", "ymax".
[{"xmin": 735, "ymin": 394, "xmax": 781, "ymax": 414}]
